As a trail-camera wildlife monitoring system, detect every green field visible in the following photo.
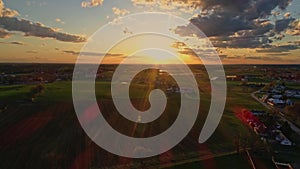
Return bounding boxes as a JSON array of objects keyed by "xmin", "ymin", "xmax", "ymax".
[
  {"xmin": 163, "ymin": 153, "xmax": 253, "ymax": 169},
  {"xmin": 0, "ymin": 71, "xmax": 271, "ymax": 169}
]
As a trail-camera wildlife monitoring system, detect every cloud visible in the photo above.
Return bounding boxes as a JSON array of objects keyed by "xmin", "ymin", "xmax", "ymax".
[
  {"xmin": 0, "ymin": 41, "xmax": 25, "ymax": 45},
  {"xmin": 245, "ymin": 56, "xmax": 263, "ymax": 60},
  {"xmin": 171, "ymin": 41, "xmax": 186, "ymax": 49},
  {"xmin": 0, "ymin": 0, "xmax": 19, "ymax": 17},
  {"xmin": 175, "ymin": 11, "xmax": 252, "ymax": 37},
  {"xmin": 286, "ymin": 19, "xmax": 300, "ymax": 36},
  {"xmin": 0, "ymin": 28, "xmax": 10, "ymax": 38},
  {"xmin": 0, "ymin": 0, "xmax": 86, "ymax": 43},
  {"xmin": 244, "ymin": 56, "xmax": 286, "ymax": 61},
  {"xmin": 227, "ymin": 55, "xmax": 242, "ymax": 59},
  {"xmin": 275, "ymin": 18, "xmax": 295, "ymax": 32},
  {"xmin": 256, "ymin": 44, "xmax": 299, "ymax": 53},
  {"xmin": 284, "ymin": 12, "xmax": 291, "ymax": 18},
  {"xmin": 177, "ymin": 47, "xmax": 196, "ymax": 56},
  {"xmin": 0, "ymin": 17, "xmax": 86, "ymax": 42},
  {"xmin": 55, "ymin": 18, "xmax": 65, "ymax": 24},
  {"xmin": 209, "ymin": 35, "xmax": 272, "ymax": 48},
  {"xmin": 10, "ymin": 41, "xmax": 25, "ymax": 45},
  {"xmin": 112, "ymin": 7, "xmax": 130, "ymax": 16},
  {"xmin": 132, "ymin": 0, "xmax": 156, "ymax": 5},
  {"xmin": 131, "ymin": 0, "xmax": 197, "ymax": 13},
  {"xmin": 26, "ymin": 50, "xmax": 38, "ymax": 54},
  {"xmin": 62, "ymin": 50, "xmax": 124, "ymax": 57},
  {"xmin": 62, "ymin": 50, "xmax": 80, "ymax": 55},
  {"xmin": 81, "ymin": 0, "xmax": 104, "ymax": 8},
  {"xmin": 265, "ymin": 53, "xmax": 289, "ymax": 56},
  {"xmin": 218, "ymin": 55, "xmax": 227, "ymax": 60},
  {"xmin": 171, "ymin": 0, "xmax": 293, "ymax": 48}
]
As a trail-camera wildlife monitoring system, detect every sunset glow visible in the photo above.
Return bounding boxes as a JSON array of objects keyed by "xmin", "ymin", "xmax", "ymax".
[{"xmin": 0, "ymin": 0, "xmax": 299, "ymax": 64}]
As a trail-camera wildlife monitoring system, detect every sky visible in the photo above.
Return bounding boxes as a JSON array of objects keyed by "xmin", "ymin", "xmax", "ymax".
[{"xmin": 0, "ymin": 0, "xmax": 300, "ymax": 64}]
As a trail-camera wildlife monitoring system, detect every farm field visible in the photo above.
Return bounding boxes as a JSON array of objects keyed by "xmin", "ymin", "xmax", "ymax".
[
  {"xmin": 1, "ymin": 64, "xmax": 297, "ymax": 169},
  {"xmin": 163, "ymin": 152, "xmax": 273, "ymax": 169}
]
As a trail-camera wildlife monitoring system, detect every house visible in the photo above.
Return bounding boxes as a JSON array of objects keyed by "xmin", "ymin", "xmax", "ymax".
[
  {"xmin": 271, "ymin": 89, "xmax": 282, "ymax": 94},
  {"xmin": 285, "ymin": 90, "xmax": 297, "ymax": 97},
  {"xmin": 240, "ymin": 109, "xmax": 268, "ymax": 137},
  {"xmin": 281, "ymin": 139, "xmax": 292, "ymax": 146},
  {"xmin": 226, "ymin": 75, "xmax": 238, "ymax": 81},
  {"xmin": 274, "ymin": 131, "xmax": 293, "ymax": 146},
  {"xmin": 272, "ymin": 95, "xmax": 283, "ymax": 99},
  {"xmin": 251, "ymin": 110, "xmax": 266, "ymax": 116},
  {"xmin": 286, "ymin": 99, "xmax": 294, "ymax": 106},
  {"xmin": 261, "ymin": 94, "xmax": 270, "ymax": 102},
  {"xmin": 267, "ymin": 98, "xmax": 285, "ymax": 107},
  {"xmin": 275, "ymin": 85, "xmax": 286, "ymax": 91}
]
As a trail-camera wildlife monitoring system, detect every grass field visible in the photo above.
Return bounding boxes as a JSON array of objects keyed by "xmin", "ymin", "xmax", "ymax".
[
  {"xmin": 0, "ymin": 67, "xmax": 272, "ymax": 169},
  {"xmin": 163, "ymin": 153, "xmax": 253, "ymax": 169}
]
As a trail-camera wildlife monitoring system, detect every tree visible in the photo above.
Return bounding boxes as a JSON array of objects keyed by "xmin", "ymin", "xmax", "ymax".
[{"xmin": 29, "ymin": 84, "xmax": 45, "ymax": 100}]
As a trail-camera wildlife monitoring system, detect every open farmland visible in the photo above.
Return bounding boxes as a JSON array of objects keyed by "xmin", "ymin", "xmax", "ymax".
[{"xmin": 1, "ymin": 64, "xmax": 298, "ymax": 169}]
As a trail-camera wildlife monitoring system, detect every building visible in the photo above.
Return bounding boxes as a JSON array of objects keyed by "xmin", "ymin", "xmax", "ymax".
[
  {"xmin": 274, "ymin": 130, "xmax": 293, "ymax": 146},
  {"xmin": 267, "ymin": 98, "xmax": 285, "ymax": 107}
]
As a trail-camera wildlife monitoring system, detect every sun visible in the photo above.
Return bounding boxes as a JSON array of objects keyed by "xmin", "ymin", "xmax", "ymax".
[
  {"xmin": 129, "ymin": 48, "xmax": 182, "ymax": 65},
  {"xmin": 104, "ymin": 34, "xmax": 198, "ymax": 64}
]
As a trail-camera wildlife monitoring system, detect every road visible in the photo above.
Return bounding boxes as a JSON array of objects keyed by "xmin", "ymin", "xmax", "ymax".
[{"xmin": 251, "ymin": 90, "xmax": 300, "ymax": 136}]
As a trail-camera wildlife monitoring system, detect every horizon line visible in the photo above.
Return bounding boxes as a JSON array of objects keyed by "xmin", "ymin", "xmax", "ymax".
[{"xmin": 0, "ymin": 62, "xmax": 300, "ymax": 66}]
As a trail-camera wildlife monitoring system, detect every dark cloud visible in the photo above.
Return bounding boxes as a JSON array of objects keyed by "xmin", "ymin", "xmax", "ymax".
[
  {"xmin": 81, "ymin": 52, "xmax": 124, "ymax": 57},
  {"xmin": 0, "ymin": 28, "xmax": 10, "ymax": 38},
  {"xmin": 177, "ymin": 48, "xmax": 196, "ymax": 56},
  {"xmin": 0, "ymin": 41, "xmax": 25, "ymax": 45},
  {"xmin": 10, "ymin": 41, "xmax": 25, "ymax": 45},
  {"xmin": 178, "ymin": 47, "xmax": 216, "ymax": 56},
  {"xmin": 173, "ymin": 0, "xmax": 293, "ymax": 48},
  {"xmin": 63, "ymin": 50, "xmax": 80, "ymax": 55},
  {"xmin": 218, "ymin": 55, "xmax": 228, "ymax": 60},
  {"xmin": 175, "ymin": 11, "xmax": 252, "ymax": 37},
  {"xmin": 210, "ymin": 36, "xmax": 272, "ymax": 48},
  {"xmin": 286, "ymin": 19, "xmax": 300, "ymax": 35},
  {"xmin": 289, "ymin": 40, "xmax": 300, "ymax": 45},
  {"xmin": 256, "ymin": 44, "xmax": 299, "ymax": 53},
  {"xmin": 275, "ymin": 18, "xmax": 295, "ymax": 32},
  {"xmin": 245, "ymin": 56, "xmax": 263, "ymax": 60},
  {"xmin": 0, "ymin": 0, "xmax": 86, "ymax": 43},
  {"xmin": 227, "ymin": 55, "xmax": 242, "ymax": 59},
  {"xmin": 26, "ymin": 50, "xmax": 38, "ymax": 54},
  {"xmin": 265, "ymin": 53, "xmax": 290, "ymax": 56},
  {"xmin": 0, "ymin": 17, "xmax": 86, "ymax": 43},
  {"xmin": 172, "ymin": 41, "xmax": 218, "ymax": 55},
  {"xmin": 63, "ymin": 50, "xmax": 124, "ymax": 57},
  {"xmin": 245, "ymin": 56, "xmax": 286, "ymax": 61}
]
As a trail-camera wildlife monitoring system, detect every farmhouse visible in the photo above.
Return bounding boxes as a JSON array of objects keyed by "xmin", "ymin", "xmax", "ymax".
[
  {"xmin": 250, "ymin": 110, "xmax": 266, "ymax": 116},
  {"xmin": 267, "ymin": 98, "xmax": 285, "ymax": 107},
  {"xmin": 239, "ymin": 109, "xmax": 268, "ymax": 137},
  {"xmin": 285, "ymin": 90, "xmax": 297, "ymax": 97},
  {"xmin": 272, "ymin": 95, "xmax": 283, "ymax": 99},
  {"xmin": 274, "ymin": 130, "xmax": 293, "ymax": 146}
]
